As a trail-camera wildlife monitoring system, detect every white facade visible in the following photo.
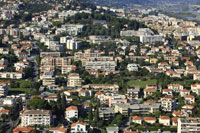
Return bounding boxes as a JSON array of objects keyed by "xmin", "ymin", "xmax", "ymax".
[
  {"xmin": 178, "ymin": 118, "xmax": 200, "ymax": 133},
  {"xmin": 66, "ymin": 39, "xmax": 82, "ymax": 50},
  {"xmin": 85, "ymin": 61, "xmax": 116, "ymax": 72},
  {"xmin": 0, "ymin": 72, "xmax": 22, "ymax": 79},
  {"xmin": 21, "ymin": 110, "xmax": 52, "ymax": 127},
  {"xmin": 71, "ymin": 122, "xmax": 87, "ymax": 133},
  {"xmin": 65, "ymin": 106, "xmax": 78, "ymax": 121},
  {"xmin": 0, "ymin": 84, "xmax": 8, "ymax": 97},
  {"xmin": 127, "ymin": 64, "xmax": 139, "ymax": 71},
  {"xmin": 140, "ymin": 35, "xmax": 164, "ymax": 43}
]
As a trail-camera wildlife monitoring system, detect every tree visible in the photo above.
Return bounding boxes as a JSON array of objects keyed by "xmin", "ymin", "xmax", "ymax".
[
  {"xmin": 27, "ymin": 97, "xmax": 50, "ymax": 109},
  {"xmin": 23, "ymin": 67, "xmax": 33, "ymax": 79},
  {"xmin": 61, "ymin": 93, "xmax": 67, "ymax": 111},
  {"xmin": 94, "ymin": 106, "xmax": 99, "ymax": 122},
  {"xmin": 88, "ymin": 103, "xmax": 93, "ymax": 124},
  {"xmin": 154, "ymin": 110, "xmax": 161, "ymax": 118}
]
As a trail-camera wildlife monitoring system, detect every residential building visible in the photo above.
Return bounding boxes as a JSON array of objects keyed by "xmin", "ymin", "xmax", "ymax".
[
  {"xmin": 71, "ymin": 122, "xmax": 87, "ymax": 133},
  {"xmin": 161, "ymin": 97, "xmax": 175, "ymax": 112},
  {"xmin": 127, "ymin": 64, "xmax": 139, "ymax": 71},
  {"xmin": 184, "ymin": 95, "xmax": 195, "ymax": 104},
  {"xmin": 132, "ymin": 116, "xmax": 142, "ymax": 125},
  {"xmin": 67, "ymin": 73, "xmax": 82, "ymax": 87},
  {"xmin": 106, "ymin": 126, "xmax": 119, "ymax": 133},
  {"xmin": 65, "ymin": 106, "xmax": 78, "ymax": 121},
  {"xmin": 144, "ymin": 117, "xmax": 156, "ymax": 124},
  {"xmin": 66, "ymin": 38, "xmax": 82, "ymax": 50},
  {"xmin": 40, "ymin": 71, "xmax": 55, "ymax": 86},
  {"xmin": 99, "ymin": 107, "xmax": 115, "ymax": 121},
  {"xmin": 21, "ymin": 110, "xmax": 52, "ymax": 127},
  {"xmin": 0, "ymin": 72, "xmax": 22, "ymax": 79},
  {"xmin": 0, "ymin": 83, "xmax": 8, "ymax": 97},
  {"xmin": 178, "ymin": 118, "xmax": 200, "ymax": 133},
  {"xmin": 159, "ymin": 116, "xmax": 170, "ymax": 126}
]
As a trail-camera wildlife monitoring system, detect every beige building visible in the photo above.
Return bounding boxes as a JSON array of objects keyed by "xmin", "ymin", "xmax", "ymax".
[
  {"xmin": 159, "ymin": 116, "xmax": 170, "ymax": 126},
  {"xmin": 40, "ymin": 71, "xmax": 55, "ymax": 86},
  {"xmin": 178, "ymin": 118, "xmax": 200, "ymax": 133},
  {"xmin": 67, "ymin": 73, "xmax": 82, "ymax": 87},
  {"xmin": 0, "ymin": 72, "xmax": 22, "ymax": 79},
  {"xmin": 21, "ymin": 110, "xmax": 52, "ymax": 127}
]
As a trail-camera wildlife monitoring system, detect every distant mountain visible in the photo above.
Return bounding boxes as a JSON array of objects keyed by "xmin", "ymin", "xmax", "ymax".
[{"xmin": 84, "ymin": 0, "xmax": 200, "ymax": 7}]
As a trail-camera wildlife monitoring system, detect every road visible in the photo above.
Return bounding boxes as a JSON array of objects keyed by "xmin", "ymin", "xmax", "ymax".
[{"xmin": 5, "ymin": 117, "xmax": 20, "ymax": 133}]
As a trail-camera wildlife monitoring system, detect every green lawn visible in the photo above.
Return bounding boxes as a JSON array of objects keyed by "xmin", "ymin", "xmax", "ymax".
[{"xmin": 127, "ymin": 79, "xmax": 157, "ymax": 88}]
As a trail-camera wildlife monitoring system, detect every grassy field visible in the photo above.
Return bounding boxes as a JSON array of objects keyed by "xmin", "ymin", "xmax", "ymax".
[{"xmin": 127, "ymin": 79, "xmax": 157, "ymax": 88}]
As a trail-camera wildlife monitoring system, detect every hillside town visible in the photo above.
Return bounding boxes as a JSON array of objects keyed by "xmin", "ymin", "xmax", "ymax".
[{"xmin": 1, "ymin": 0, "xmax": 200, "ymax": 133}]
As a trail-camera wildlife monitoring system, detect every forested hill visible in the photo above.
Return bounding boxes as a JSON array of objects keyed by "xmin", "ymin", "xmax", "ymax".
[{"xmin": 84, "ymin": 0, "xmax": 200, "ymax": 8}]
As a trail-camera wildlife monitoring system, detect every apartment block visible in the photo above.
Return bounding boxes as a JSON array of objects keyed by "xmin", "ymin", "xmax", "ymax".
[
  {"xmin": 178, "ymin": 118, "xmax": 200, "ymax": 133},
  {"xmin": 67, "ymin": 73, "xmax": 82, "ymax": 87},
  {"xmin": 21, "ymin": 110, "xmax": 52, "ymax": 127}
]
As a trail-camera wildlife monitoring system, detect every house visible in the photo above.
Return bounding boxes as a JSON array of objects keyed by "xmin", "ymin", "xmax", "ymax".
[
  {"xmin": 168, "ymin": 84, "xmax": 184, "ymax": 92},
  {"xmin": 144, "ymin": 88, "xmax": 156, "ymax": 98},
  {"xmin": 132, "ymin": 116, "xmax": 142, "ymax": 125},
  {"xmin": 166, "ymin": 70, "xmax": 181, "ymax": 78},
  {"xmin": 184, "ymin": 95, "xmax": 195, "ymax": 104},
  {"xmin": 106, "ymin": 126, "xmax": 119, "ymax": 133},
  {"xmin": 159, "ymin": 116, "xmax": 170, "ymax": 126},
  {"xmin": 172, "ymin": 117, "xmax": 178, "ymax": 126},
  {"xmin": 158, "ymin": 62, "xmax": 171, "ymax": 70},
  {"xmin": 71, "ymin": 122, "xmax": 87, "ymax": 133},
  {"xmin": 143, "ymin": 117, "xmax": 156, "ymax": 124},
  {"xmin": 127, "ymin": 64, "xmax": 139, "ymax": 71},
  {"xmin": 180, "ymin": 89, "xmax": 190, "ymax": 97},
  {"xmin": 173, "ymin": 110, "xmax": 188, "ymax": 117},
  {"xmin": 150, "ymin": 58, "xmax": 158, "ymax": 64},
  {"xmin": 182, "ymin": 105, "xmax": 195, "ymax": 114},
  {"xmin": 191, "ymin": 83, "xmax": 200, "ymax": 95},
  {"xmin": 13, "ymin": 127, "xmax": 34, "ymax": 133},
  {"xmin": 49, "ymin": 127, "xmax": 68, "ymax": 133},
  {"xmin": 65, "ymin": 106, "xmax": 78, "ymax": 121},
  {"xmin": 162, "ymin": 89, "xmax": 173, "ymax": 96},
  {"xmin": 123, "ymin": 128, "xmax": 137, "ymax": 133},
  {"xmin": 78, "ymin": 89, "xmax": 90, "ymax": 97},
  {"xmin": 193, "ymin": 74, "xmax": 200, "ymax": 80}
]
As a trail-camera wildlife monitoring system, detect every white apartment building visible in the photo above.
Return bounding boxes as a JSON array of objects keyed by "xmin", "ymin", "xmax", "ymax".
[
  {"xmin": 21, "ymin": 110, "xmax": 52, "ymax": 127},
  {"xmin": 66, "ymin": 38, "xmax": 82, "ymax": 50},
  {"xmin": 0, "ymin": 83, "xmax": 8, "ymax": 97},
  {"xmin": 178, "ymin": 118, "xmax": 200, "ymax": 133},
  {"xmin": 140, "ymin": 35, "xmax": 165, "ymax": 43},
  {"xmin": 161, "ymin": 97, "xmax": 174, "ymax": 112},
  {"xmin": 67, "ymin": 73, "xmax": 82, "ymax": 87},
  {"xmin": 0, "ymin": 72, "xmax": 22, "ymax": 79},
  {"xmin": 65, "ymin": 106, "xmax": 78, "ymax": 121},
  {"xmin": 85, "ymin": 61, "xmax": 116, "ymax": 72}
]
